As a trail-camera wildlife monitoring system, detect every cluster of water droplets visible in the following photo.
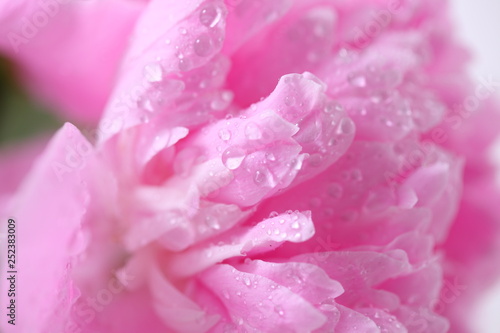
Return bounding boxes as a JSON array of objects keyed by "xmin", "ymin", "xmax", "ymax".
[
  {"xmin": 133, "ymin": 1, "xmax": 229, "ymax": 122},
  {"xmin": 338, "ymin": 59, "xmax": 447, "ymax": 140}
]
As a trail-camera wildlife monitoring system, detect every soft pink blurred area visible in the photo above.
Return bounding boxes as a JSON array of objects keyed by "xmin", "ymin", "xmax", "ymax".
[
  {"xmin": 451, "ymin": 0, "xmax": 500, "ymax": 332},
  {"xmin": 0, "ymin": 0, "xmax": 145, "ymax": 125}
]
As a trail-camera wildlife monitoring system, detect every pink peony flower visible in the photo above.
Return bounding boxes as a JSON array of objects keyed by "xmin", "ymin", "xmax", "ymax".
[{"xmin": 1, "ymin": 0, "xmax": 500, "ymax": 332}]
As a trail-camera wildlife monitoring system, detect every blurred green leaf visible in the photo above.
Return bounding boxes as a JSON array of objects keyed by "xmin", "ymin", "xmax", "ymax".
[{"xmin": 0, "ymin": 56, "xmax": 63, "ymax": 147}]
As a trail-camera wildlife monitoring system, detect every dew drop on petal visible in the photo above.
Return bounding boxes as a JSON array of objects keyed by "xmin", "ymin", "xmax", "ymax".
[
  {"xmin": 199, "ymin": 5, "xmax": 221, "ymax": 28},
  {"xmin": 218, "ymin": 128, "xmax": 231, "ymax": 141},
  {"xmin": 274, "ymin": 305, "xmax": 285, "ymax": 316},
  {"xmin": 139, "ymin": 98, "xmax": 154, "ymax": 112},
  {"xmin": 243, "ymin": 276, "xmax": 251, "ymax": 287},
  {"xmin": 324, "ymin": 101, "xmax": 343, "ymax": 114},
  {"xmin": 266, "ymin": 152, "xmax": 276, "ymax": 161},
  {"xmin": 319, "ymin": 298, "xmax": 337, "ymax": 312},
  {"xmin": 245, "ymin": 122, "xmax": 262, "ymax": 140},
  {"xmin": 337, "ymin": 117, "xmax": 355, "ymax": 135},
  {"xmin": 254, "ymin": 170, "xmax": 266, "ymax": 185},
  {"xmin": 222, "ymin": 147, "xmax": 246, "ymax": 170},
  {"xmin": 211, "ymin": 91, "xmax": 233, "ymax": 110},
  {"xmin": 205, "ymin": 215, "xmax": 221, "ymax": 230},
  {"xmin": 327, "ymin": 138, "xmax": 338, "ymax": 147},
  {"xmin": 194, "ymin": 34, "xmax": 213, "ymax": 57}
]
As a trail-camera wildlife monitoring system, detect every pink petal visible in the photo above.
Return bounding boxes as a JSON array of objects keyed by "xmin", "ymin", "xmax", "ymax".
[
  {"xmin": 199, "ymin": 263, "xmax": 327, "ymax": 332},
  {"xmin": 0, "ymin": 123, "xmax": 91, "ymax": 332}
]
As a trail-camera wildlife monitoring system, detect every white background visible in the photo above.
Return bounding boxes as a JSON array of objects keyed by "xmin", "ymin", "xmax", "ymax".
[{"xmin": 451, "ymin": 0, "xmax": 500, "ymax": 332}]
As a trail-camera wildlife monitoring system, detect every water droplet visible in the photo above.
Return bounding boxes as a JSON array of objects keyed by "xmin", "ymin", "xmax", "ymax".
[
  {"xmin": 139, "ymin": 98, "xmax": 154, "ymax": 112},
  {"xmin": 266, "ymin": 152, "xmax": 276, "ymax": 161},
  {"xmin": 287, "ymin": 158, "xmax": 303, "ymax": 171},
  {"xmin": 274, "ymin": 305, "xmax": 285, "ymax": 316},
  {"xmin": 199, "ymin": 5, "xmax": 221, "ymax": 28},
  {"xmin": 324, "ymin": 101, "xmax": 343, "ymax": 114},
  {"xmin": 179, "ymin": 27, "xmax": 188, "ymax": 35},
  {"xmin": 194, "ymin": 34, "xmax": 213, "ymax": 57},
  {"xmin": 348, "ymin": 72, "xmax": 367, "ymax": 87},
  {"xmin": 291, "ymin": 221, "xmax": 300, "ymax": 229},
  {"xmin": 144, "ymin": 63, "xmax": 163, "ymax": 82},
  {"xmin": 254, "ymin": 170, "xmax": 266, "ymax": 185},
  {"xmin": 328, "ymin": 138, "xmax": 338, "ymax": 146},
  {"xmin": 245, "ymin": 122, "xmax": 262, "ymax": 140},
  {"xmin": 205, "ymin": 215, "xmax": 221, "ymax": 230},
  {"xmin": 338, "ymin": 117, "xmax": 355, "ymax": 135},
  {"xmin": 222, "ymin": 147, "xmax": 246, "ymax": 170},
  {"xmin": 243, "ymin": 276, "xmax": 251, "ymax": 287},
  {"xmin": 218, "ymin": 128, "xmax": 231, "ymax": 141},
  {"xmin": 211, "ymin": 91, "xmax": 233, "ymax": 110},
  {"xmin": 319, "ymin": 298, "xmax": 337, "ymax": 312},
  {"xmin": 269, "ymin": 211, "xmax": 279, "ymax": 218},
  {"xmin": 327, "ymin": 183, "xmax": 343, "ymax": 199}
]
